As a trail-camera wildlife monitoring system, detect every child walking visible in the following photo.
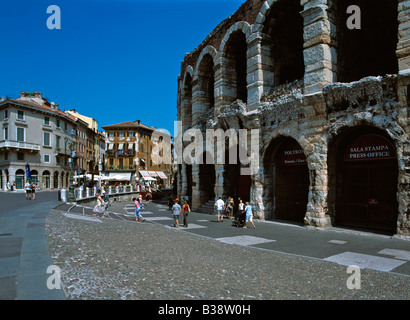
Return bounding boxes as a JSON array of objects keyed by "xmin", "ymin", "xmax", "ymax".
[{"xmin": 132, "ymin": 197, "xmax": 145, "ymax": 222}]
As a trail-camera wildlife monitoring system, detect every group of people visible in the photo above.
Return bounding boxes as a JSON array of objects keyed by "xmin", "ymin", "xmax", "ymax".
[
  {"xmin": 131, "ymin": 194, "xmax": 152, "ymax": 222},
  {"xmin": 24, "ymin": 181, "xmax": 38, "ymax": 200},
  {"xmin": 168, "ymin": 194, "xmax": 255, "ymax": 229},
  {"xmin": 93, "ymin": 190, "xmax": 111, "ymax": 218},
  {"xmin": 167, "ymin": 194, "xmax": 191, "ymax": 228},
  {"xmin": 214, "ymin": 196, "xmax": 255, "ymax": 229}
]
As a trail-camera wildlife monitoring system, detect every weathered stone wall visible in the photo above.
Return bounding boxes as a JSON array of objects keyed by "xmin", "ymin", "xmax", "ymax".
[{"xmin": 176, "ymin": 0, "xmax": 410, "ymax": 235}]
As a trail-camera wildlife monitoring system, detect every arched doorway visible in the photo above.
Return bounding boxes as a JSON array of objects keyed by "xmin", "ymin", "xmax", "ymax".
[
  {"xmin": 43, "ymin": 170, "xmax": 50, "ymax": 189},
  {"xmin": 199, "ymin": 152, "xmax": 216, "ymax": 205},
  {"xmin": 54, "ymin": 171, "xmax": 59, "ymax": 189},
  {"xmin": 264, "ymin": 137, "xmax": 309, "ymax": 223},
  {"xmin": 332, "ymin": 129, "xmax": 398, "ymax": 234},
  {"xmin": 31, "ymin": 170, "xmax": 38, "ymax": 185},
  {"xmin": 15, "ymin": 169, "xmax": 25, "ymax": 189}
]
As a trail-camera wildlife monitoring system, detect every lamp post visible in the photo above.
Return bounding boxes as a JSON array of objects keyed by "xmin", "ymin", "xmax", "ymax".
[{"xmin": 67, "ymin": 129, "xmax": 77, "ymax": 203}]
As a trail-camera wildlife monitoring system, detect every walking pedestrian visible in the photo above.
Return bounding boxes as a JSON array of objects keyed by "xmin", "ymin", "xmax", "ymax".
[
  {"xmin": 31, "ymin": 182, "xmax": 36, "ymax": 200},
  {"xmin": 243, "ymin": 202, "xmax": 255, "ymax": 229},
  {"xmin": 93, "ymin": 193, "xmax": 105, "ymax": 217},
  {"xmin": 228, "ymin": 197, "xmax": 234, "ymax": 219},
  {"xmin": 132, "ymin": 197, "xmax": 145, "ymax": 222},
  {"xmin": 168, "ymin": 194, "xmax": 174, "ymax": 211},
  {"xmin": 215, "ymin": 197, "xmax": 225, "ymax": 222},
  {"xmin": 182, "ymin": 200, "xmax": 190, "ymax": 228},
  {"xmin": 172, "ymin": 200, "xmax": 182, "ymax": 228},
  {"xmin": 25, "ymin": 181, "xmax": 32, "ymax": 200},
  {"xmin": 145, "ymin": 193, "xmax": 151, "ymax": 206},
  {"xmin": 102, "ymin": 190, "xmax": 111, "ymax": 213}
]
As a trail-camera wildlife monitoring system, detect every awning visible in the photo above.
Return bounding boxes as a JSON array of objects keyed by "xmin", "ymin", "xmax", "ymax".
[
  {"xmin": 148, "ymin": 171, "xmax": 158, "ymax": 177},
  {"xmin": 107, "ymin": 143, "xmax": 114, "ymax": 150},
  {"xmin": 142, "ymin": 176, "xmax": 156, "ymax": 181},
  {"xmin": 118, "ymin": 143, "xmax": 124, "ymax": 150},
  {"xmin": 108, "ymin": 172, "xmax": 131, "ymax": 181},
  {"xmin": 157, "ymin": 171, "xmax": 167, "ymax": 179},
  {"xmin": 139, "ymin": 170, "xmax": 151, "ymax": 178}
]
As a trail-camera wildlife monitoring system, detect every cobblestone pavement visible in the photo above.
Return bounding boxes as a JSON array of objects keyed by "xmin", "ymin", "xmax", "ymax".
[{"xmin": 45, "ymin": 201, "xmax": 410, "ymax": 300}]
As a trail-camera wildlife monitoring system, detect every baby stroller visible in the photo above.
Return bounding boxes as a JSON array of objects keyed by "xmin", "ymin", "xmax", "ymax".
[{"xmin": 232, "ymin": 210, "xmax": 246, "ymax": 228}]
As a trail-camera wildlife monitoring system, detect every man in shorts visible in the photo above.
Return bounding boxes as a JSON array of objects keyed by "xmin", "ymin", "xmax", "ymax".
[
  {"xmin": 244, "ymin": 202, "xmax": 255, "ymax": 229},
  {"xmin": 172, "ymin": 200, "xmax": 182, "ymax": 228},
  {"xmin": 215, "ymin": 197, "xmax": 225, "ymax": 222}
]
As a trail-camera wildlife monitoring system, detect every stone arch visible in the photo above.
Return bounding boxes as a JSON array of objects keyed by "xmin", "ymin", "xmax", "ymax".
[
  {"xmin": 327, "ymin": 124, "xmax": 400, "ymax": 234},
  {"xmin": 220, "ymin": 23, "xmax": 251, "ymax": 105},
  {"xmin": 54, "ymin": 171, "xmax": 59, "ymax": 189},
  {"xmin": 262, "ymin": 134, "xmax": 310, "ymax": 223},
  {"xmin": 333, "ymin": 0, "xmax": 398, "ymax": 82},
  {"xmin": 194, "ymin": 45, "xmax": 217, "ymax": 78},
  {"xmin": 192, "ymin": 46, "xmax": 217, "ymax": 119},
  {"xmin": 258, "ymin": 0, "xmax": 304, "ymax": 86},
  {"xmin": 253, "ymin": 0, "xmax": 278, "ymax": 33},
  {"xmin": 42, "ymin": 170, "xmax": 51, "ymax": 189},
  {"xmin": 181, "ymin": 67, "xmax": 194, "ymax": 130}
]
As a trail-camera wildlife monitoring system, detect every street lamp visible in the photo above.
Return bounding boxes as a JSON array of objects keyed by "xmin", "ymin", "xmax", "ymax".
[{"xmin": 67, "ymin": 129, "xmax": 77, "ymax": 202}]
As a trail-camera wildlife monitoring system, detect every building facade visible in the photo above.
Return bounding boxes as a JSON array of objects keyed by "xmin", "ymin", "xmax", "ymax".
[
  {"xmin": 67, "ymin": 109, "xmax": 104, "ymax": 178},
  {"xmin": 0, "ymin": 92, "xmax": 77, "ymax": 190},
  {"xmin": 176, "ymin": 0, "xmax": 410, "ymax": 235},
  {"xmin": 102, "ymin": 121, "xmax": 172, "ymax": 187}
]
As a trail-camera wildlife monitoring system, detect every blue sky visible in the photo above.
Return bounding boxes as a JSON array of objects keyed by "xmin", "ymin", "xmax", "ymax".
[{"xmin": 0, "ymin": 0, "xmax": 242, "ymax": 135}]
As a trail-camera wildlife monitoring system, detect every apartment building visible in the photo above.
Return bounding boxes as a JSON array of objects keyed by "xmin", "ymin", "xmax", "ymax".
[
  {"xmin": 102, "ymin": 120, "xmax": 172, "ymax": 187},
  {"xmin": 0, "ymin": 92, "xmax": 77, "ymax": 190}
]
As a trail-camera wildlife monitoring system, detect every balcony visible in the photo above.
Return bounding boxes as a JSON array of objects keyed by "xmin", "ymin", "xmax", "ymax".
[
  {"xmin": 0, "ymin": 140, "xmax": 41, "ymax": 152},
  {"xmin": 105, "ymin": 164, "xmax": 135, "ymax": 171}
]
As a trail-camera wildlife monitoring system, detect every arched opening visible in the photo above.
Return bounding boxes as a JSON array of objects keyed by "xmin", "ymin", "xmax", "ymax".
[
  {"xmin": 15, "ymin": 169, "xmax": 25, "ymax": 189},
  {"xmin": 183, "ymin": 73, "xmax": 193, "ymax": 128},
  {"xmin": 224, "ymin": 30, "xmax": 248, "ymax": 103},
  {"xmin": 61, "ymin": 171, "xmax": 65, "ymax": 188},
  {"xmin": 334, "ymin": 0, "xmax": 398, "ymax": 82},
  {"xmin": 54, "ymin": 171, "xmax": 59, "ymax": 189},
  {"xmin": 43, "ymin": 170, "xmax": 50, "ymax": 189},
  {"xmin": 329, "ymin": 126, "xmax": 398, "ymax": 235},
  {"xmin": 264, "ymin": 137, "xmax": 309, "ymax": 223},
  {"xmin": 197, "ymin": 54, "xmax": 215, "ymax": 111},
  {"xmin": 31, "ymin": 170, "xmax": 38, "ymax": 185},
  {"xmin": 199, "ymin": 151, "xmax": 216, "ymax": 206},
  {"xmin": 263, "ymin": 0, "xmax": 304, "ymax": 86}
]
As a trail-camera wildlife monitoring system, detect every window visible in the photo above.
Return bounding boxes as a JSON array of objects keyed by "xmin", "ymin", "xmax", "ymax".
[
  {"xmin": 44, "ymin": 116, "xmax": 50, "ymax": 125},
  {"xmin": 56, "ymin": 136, "xmax": 61, "ymax": 149},
  {"xmin": 17, "ymin": 152, "xmax": 24, "ymax": 161},
  {"xmin": 128, "ymin": 132, "xmax": 134, "ymax": 137},
  {"xmin": 44, "ymin": 154, "xmax": 50, "ymax": 163},
  {"xmin": 56, "ymin": 119, "xmax": 60, "ymax": 128},
  {"xmin": 64, "ymin": 122, "xmax": 67, "ymax": 130},
  {"xmin": 4, "ymin": 110, "xmax": 8, "ymax": 119},
  {"xmin": 109, "ymin": 132, "xmax": 115, "ymax": 137},
  {"xmin": 17, "ymin": 127, "xmax": 24, "ymax": 142},
  {"xmin": 3, "ymin": 127, "xmax": 8, "ymax": 140},
  {"xmin": 4, "ymin": 152, "xmax": 8, "ymax": 160},
  {"xmin": 17, "ymin": 110, "xmax": 24, "ymax": 120},
  {"xmin": 118, "ymin": 132, "xmax": 125, "ymax": 137},
  {"xmin": 44, "ymin": 132, "xmax": 51, "ymax": 146}
]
